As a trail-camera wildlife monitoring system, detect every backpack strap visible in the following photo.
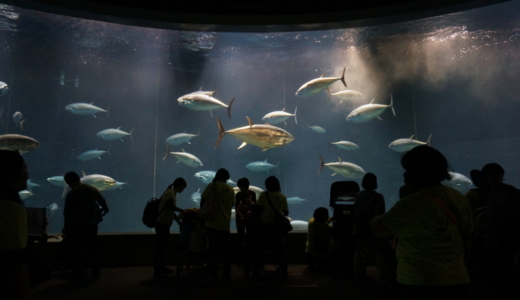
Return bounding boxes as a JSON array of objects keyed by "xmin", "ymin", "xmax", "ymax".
[{"xmin": 264, "ymin": 192, "xmax": 280, "ymax": 214}]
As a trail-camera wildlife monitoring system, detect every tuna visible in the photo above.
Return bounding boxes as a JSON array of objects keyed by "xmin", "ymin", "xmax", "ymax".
[
  {"xmin": 81, "ymin": 171, "xmax": 117, "ymax": 191},
  {"xmin": 191, "ymin": 188, "xmax": 201, "ymax": 205},
  {"xmin": 309, "ymin": 126, "xmax": 326, "ymax": 133},
  {"xmin": 26, "ymin": 180, "xmax": 40, "ymax": 191},
  {"xmin": 318, "ymin": 155, "xmax": 366, "ymax": 179},
  {"xmin": 388, "ymin": 134, "xmax": 432, "ymax": 152},
  {"xmin": 290, "ymin": 220, "xmax": 309, "ymax": 231},
  {"xmin": 165, "ymin": 131, "xmax": 199, "ymax": 146},
  {"xmin": 77, "ymin": 148, "xmax": 110, "ymax": 161},
  {"xmin": 246, "ymin": 160, "xmax": 278, "ymax": 173},
  {"xmin": 295, "ymin": 67, "xmax": 347, "ymax": 100},
  {"xmin": 442, "ymin": 172, "xmax": 473, "ymax": 192},
  {"xmin": 65, "ymin": 102, "xmax": 108, "ymax": 117},
  {"xmin": 12, "ymin": 112, "xmax": 25, "ymax": 130},
  {"xmin": 177, "ymin": 93, "xmax": 235, "ymax": 118},
  {"xmin": 163, "ymin": 146, "xmax": 203, "ymax": 168},
  {"xmin": 233, "ymin": 186, "xmax": 264, "ymax": 199},
  {"xmin": 331, "ymin": 89, "xmax": 364, "ymax": 103},
  {"xmin": 331, "ymin": 141, "xmax": 359, "ymax": 151},
  {"xmin": 97, "ymin": 127, "xmax": 133, "ymax": 142},
  {"xmin": 262, "ymin": 107, "xmax": 297, "ymax": 125},
  {"xmin": 47, "ymin": 176, "xmax": 66, "ymax": 188},
  {"xmin": 194, "ymin": 170, "xmax": 236, "ymax": 185},
  {"xmin": 19, "ymin": 190, "xmax": 34, "ymax": 200},
  {"xmin": 0, "ymin": 81, "xmax": 8, "ymax": 96},
  {"xmin": 215, "ymin": 117, "xmax": 295, "ymax": 151},
  {"xmin": 0, "ymin": 134, "xmax": 40, "ymax": 153},
  {"xmin": 346, "ymin": 94, "xmax": 396, "ymax": 123},
  {"xmin": 287, "ymin": 196, "xmax": 306, "ymax": 205}
]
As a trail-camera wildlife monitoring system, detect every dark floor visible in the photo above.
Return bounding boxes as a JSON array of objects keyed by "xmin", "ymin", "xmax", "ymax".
[{"xmin": 30, "ymin": 264, "xmax": 520, "ymax": 300}]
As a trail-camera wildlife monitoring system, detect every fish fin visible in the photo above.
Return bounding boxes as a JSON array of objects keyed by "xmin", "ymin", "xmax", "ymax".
[
  {"xmin": 162, "ymin": 145, "xmax": 171, "ymax": 160},
  {"xmin": 390, "ymin": 93, "xmax": 396, "ymax": 117},
  {"xmin": 106, "ymin": 104, "xmax": 111, "ymax": 119},
  {"xmin": 284, "ymin": 120, "xmax": 287, "ymax": 125},
  {"xmin": 318, "ymin": 155, "xmax": 324, "ymax": 175},
  {"xmin": 377, "ymin": 116, "xmax": 384, "ymax": 121},
  {"xmin": 98, "ymin": 157, "xmax": 101, "ymax": 160},
  {"xmin": 410, "ymin": 135, "xmax": 414, "ymax": 139},
  {"xmin": 320, "ymin": 73, "xmax": 326, "ymax": 78},
  {"xmin": 340, "ymin": 67, "xmax": 347, "ymax": 87},
  {"xmin": 426, "ymin": 134, "xmax": 432, "ymax": 146},
  {"xmin": 276, "ymin": 161, "xmax": 280, "ymax": 174},
  {"xmin": 294, "ymin": 106, "xmax": 297, "ymax": 125},
  {"xmin": 176, "ymin": 160, "xmax": 180, "ymax": 164},
  {"xmin": 238, "ymin": 142, "xmax": 247, "ymax": 149},
  {"xmin": 129, "ymin": 128, "xmax": 134, "ymax": 143},
  {"xmin": 20, "ymin": 119, "xmax": 25, "ymax": 131},
  {"xmin": 370, "ymin": 98, "xmax": 376, "ymax": 104},
  {"xmin": 181, "ymin": 148, "xmax": 186, "ymax": 152},
  {"xmin": 246, "ymin": 116, "xmax": 254, "ymax": 127},
  {"xmin": 197, "ymin": 188, "xmax": 200, "ymax": 192},
  {"xmin": 227, "ymin": 97, "xmax": 235, "ymax": 119},
  {"xmin": 262, "ymin": 147, "xmax": 269, "ymax": 151},
  {"xmin": 90, "ymin": 102, "xmax": 94, "ymax": 105},
  {"xmin": 339, "ymin": 100, "xmax": 343, "ymax": 104},
  {"xmin": 187, "ymin": 141, "xmax": 191, "ymax": 144},
  {"xmin": 326, "ymin": 88, "xmax": 331, "ymax": 102},
  {"xmin": 117, "ymin": 126, "xmax": 121, "ymax": 130},
  {"xmin": 214, "ymin": 118, "xmax": 225, "ymax": 148},
  {"xmin": 265, "ymin": 159, "xmax": 268, "ymax": 162},
  {"xmin": 199, "ymin": 86, "xmax": 203, "ymax": 91},
  {"xmin": 338, "ymin": 157, "xmax": 343, "ymax": 163},
  {"xmin": 331, "ymin": 173, "xmax": 337, "ymax": 176},
  {"xmin": 93, "ymin": 115, "xmax": 97, "ymax": 118},
  {"xmin": 61, "ymin": 186, "xmax": 69, "ymax": 198},
  {"xmin": 82, "ymin": 171, "xmax": 86, "ymax": 177},
  {"xmin": 210, "ymin": 110, "xmax": 213, "ymax": 117}
]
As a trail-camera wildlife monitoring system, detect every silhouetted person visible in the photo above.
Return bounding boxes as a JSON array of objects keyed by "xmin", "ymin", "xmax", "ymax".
[
  {"xmin": 306, "ymin": 207, "xmax": 333, "ymax": 273},
  {"xmin": 465, "ymin": 169, "xmax": 487, "ymax": 212},
  {"xmin": 399, "ymin": 172, "xmax": 416, "ymax": 199},
  {"xmin": 371, "ymin": 146, "xmax": 473, "ymax": 300},
  {"xmin": 63, "ymin": 171, "xmax": 109, "ymax": 279},
  {"xmin": 154, "ymin": 177, "xmax": 186, "ymax": 279},
  {"xmin": 235, "ymin": 177, "xmax": 257, "ymax": 248},
  {"xmin": 200, "ymin": 168, "xmax": 234, "ymax": 282},
  {"xmin": 252, "ymin": 176, "xmax": 289, "ymax": 284},
  {"xmin": 353, "ymin": 173, "xmax": 386, "ymax": 282},
  {"xmin": 0, "ymin": 150, "xmax": 31, "ymax": 300}
]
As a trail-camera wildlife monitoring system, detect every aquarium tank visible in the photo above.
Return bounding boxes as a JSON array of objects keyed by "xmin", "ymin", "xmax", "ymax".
[{"xmin": 1, "ymin": 0, "xmax": 520, "ymax": 234}]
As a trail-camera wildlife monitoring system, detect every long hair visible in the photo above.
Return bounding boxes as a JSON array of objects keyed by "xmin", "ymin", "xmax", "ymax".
[
  {"xmin": 265, "ymin": 176, "xmax": 281, "ymax": 193},
  {"xmin": 0, "ymin": 150, "xmax": 25, "ymax": 204}
]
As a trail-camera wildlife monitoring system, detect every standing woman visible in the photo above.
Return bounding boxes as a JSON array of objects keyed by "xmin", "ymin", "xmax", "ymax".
[
  {"xmin": 154, "ymin": 177, "xmax": 186, "ymax": 279},
  {"xmin": 252, "ymin": 176, "xmax": 289, "ymax": 284},
  {"xmin": 371, "ymin": 146, "xmax": 472, "ymax": 300},
  {"xmin": 200, "ymin": 168, "xmax": 235, "ymax": 282},
  {"xmin": 0, "ymin": 150, "xmax": 31, "ymax": 300}
]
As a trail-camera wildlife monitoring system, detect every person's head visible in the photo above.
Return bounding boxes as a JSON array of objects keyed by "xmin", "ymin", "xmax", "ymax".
[
  {"xmin": 64, "ymin": 172, "xmax": 81, "ymax": 188},
  {"xmin": 173, "ymin": 177, "xmax": 187, "ymax": 193},
  {"xmin": 313, "ymin": 207, "xmax": 329, "ymax": 223},
  {"xmin": 214, "ymin": 168, "xmax": 230, "ymax": 183},
  {"xmin": 481, "ymin": 163, "xmax": 505, "ymax": 185},
  {"xmin": 0, "ymin": 150, "xmax": 28, "ymax": 193},
  {"xmin": 362, "ymin": 173, "xmax": 377, "ymax": 190},
  {"xmin": 264, "ymin": 176, "xmax": 281, "ymax": 193},
  {"xmin": 470, "ymin": 169, "xmax": 486, "ymax": 188},
  {"xmin": 401, "ymin": 145, "xmax": 451, "ymax": 189},
  {"xmin": 237, "ymin": 177, "xmax": 250, "ymax": 192}
]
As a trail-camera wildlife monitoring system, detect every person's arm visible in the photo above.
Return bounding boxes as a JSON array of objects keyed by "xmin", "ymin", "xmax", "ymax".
[
  {"xmin": 282, "ymin": 194, "xmax": 289, "ymax": 216},
  {"xmin": 236, "ymin": 202, "xmax": 245, "ymax": 218},
  {"xmin": 371, "ymin": 216, "xmax": 393, "ymax": 238},
  {"xmin": 95, "ymin": 190, "xmax": 109, "ymax": 215}
]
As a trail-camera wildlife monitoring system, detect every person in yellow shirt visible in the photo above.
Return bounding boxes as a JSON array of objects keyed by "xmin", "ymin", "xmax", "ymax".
[
  {"xmin": 154, "ymin": 177, "xmax": 186, "ymax": 279},
  {"xmin": 251, "ymin": 176, "xmax": 289, "ymax": 284},
  {"xmin": 306, "ymin": 207, "xmax": 333, "ymax": 273},
  {"xmin": 0, "ymin": 150, "xmax": 31, "ymax": 300},
  {"xmin": 372, "ymin": 146, "xmax": 472, "ymax": 300},
  {"xmin": 200, "ymin": 168, "xmax": 235, "ymax": 282}
]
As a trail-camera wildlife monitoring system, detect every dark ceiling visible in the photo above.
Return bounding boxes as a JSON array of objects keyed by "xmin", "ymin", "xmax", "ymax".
[{"xmin": 5, "ymin": 0, "xmax": 510, "ymax": 31}]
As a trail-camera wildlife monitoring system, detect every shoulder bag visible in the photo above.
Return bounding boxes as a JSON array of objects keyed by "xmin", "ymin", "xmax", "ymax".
[
  {"xmin": 265, "ymin": 192, "xmax": 293, "ymax": 234},
  {"xmin": 198, "ymin": 183, "xmax": 218, "ymax": 221}
]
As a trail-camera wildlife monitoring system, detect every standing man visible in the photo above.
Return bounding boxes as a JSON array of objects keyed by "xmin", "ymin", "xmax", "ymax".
[{"xmin": 63, "ymin": 171, "xmax": 109, "ymax": 279}]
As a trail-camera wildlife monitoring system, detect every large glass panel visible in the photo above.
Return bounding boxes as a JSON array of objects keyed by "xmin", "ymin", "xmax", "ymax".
[{"xmin": 2, "ymin": 1, "xmax": 519, "ymax": 234}]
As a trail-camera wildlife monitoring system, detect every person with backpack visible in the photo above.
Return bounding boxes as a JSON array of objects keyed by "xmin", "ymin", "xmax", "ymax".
[{"xmin": 153, "ymin": 178, "xmax": 186, "ymax": 279}]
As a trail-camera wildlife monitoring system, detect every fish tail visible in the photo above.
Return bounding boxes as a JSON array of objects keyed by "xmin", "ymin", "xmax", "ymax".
[
  {"xmin": 294, "ymin": 106, "xmax": 297, "ymax": 125},
  {"xmin": 129, "ymin": 127, "xmax": 134, "ymax": 143},
  {"xmin": 318, "ymin": 155, "xmax": 324, "ymax": 175},
  {"xmin": 390, "ymin": 93, "xmax": 396, "ymax": 117},
  {"xmin": 426, "ymin": 134, "xmax": 432, "ymax": 146},
  {"xmin": 214, "ymin": 117, "xmax": 225, "ymax": 148},
  {"xmin": 20, "ymin": 119, "xmax": 26, "ymax": 131},
  {"xmin": 227, "ymin": 97, "xmax": 236, "ymax": 119},
  {"xmin": 162, "ymin": 145, "xmax": 171, "ymax": 160},
  {"xmin": 106, "ymin": 146, "xmax": 112, "ymax": 159},
  {"xmin": 340, "ymin": 67, "xmax": 347, "ymax": 87}
]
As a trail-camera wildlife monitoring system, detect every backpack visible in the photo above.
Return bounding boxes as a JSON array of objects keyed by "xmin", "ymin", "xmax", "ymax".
[{"xmin": 142, "ymin": 197, "xmax": 162, "ymax": 228}]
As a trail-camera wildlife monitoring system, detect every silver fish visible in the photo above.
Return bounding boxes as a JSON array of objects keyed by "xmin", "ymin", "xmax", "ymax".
[
  {"xmin": 191, "ymin": 188, "xmax": 201, "ymax": 205},
  {"xmin": 165, "ymin": 131, "xmax": 199, "ymax": 146},
  {"xmin": 105, "ymin": 181, "xmax": 127, "ymax": 191},
  {"xmin": 177, "ymin": 93, "xmax": 235, "ymax": 118},
  {"xmin": 388, "ymin": 134, "xmax": 432, "ymax": 152},
  {"xmin": 290, "ymin": 220, "xmax": 309, "ymax": 231},
  {"xmin": 49, "ymin": 202, "xmax": 59, "ymax": 216},
  {"xmin": 26, "ymin": 180, "xmax": 40, "ymax": 191},
  {"xmin": 77, "ymin": 148, "xmax": 110, "ymax": 161},
  {"xmin": 233, "ymin": 186, "xmax": 264, "ymax": 199},
  {"xmin": 295, "ymin": 67, "xmax": 346, "ymax": 99},
  {"xmin": 318, "ymin": 155, "xmax": 366, "ymax": 179},
  {"xmin": 331, "ymin": 141, "xmax": 359, "ymax": 151},
  {"xmin": 47, "ymin": 176, "xmax": 66, "ymax": 188},
  {"xmin": 19, "ymin": 190, "xmax": 34, "ymax": 200},
  {"xmin": 163, "ymin": 147, "xmax": 203, "ymax": 168},
  {"xmin": 194, "ymin": 171, "xmax": 235, "ymax": 185},
  {"xmin": 262, "ymin": 107, "xmax": 297, "ymax": 125},
  {"xmin": 215, "ymin": 117, "xmax": 295, "ymax": 151},
  {"xmin": 97, "ymin": 127, "xmax": 133, "ymax": 142},
  {"xmin": 0, "ymin": 81, "xmax": 8, "ymax": 96},
  {"xmin": 442, "ymin": 172, "xmax": 473, "ymax": 192},
  {"xmin": 287, "ymin": 196, "xmax": 306, "ymax": 205},
  {"xmin": 13, "ymin": 112, "xmax": 26, "ymax": 130},
  {"xmin": 0, "ymin": 134, "xmax": 39, "ymax": 153},
  {"xmin": 246, "ymin": 159, "xmax": 278, "ymax": 173},
  {"xmin": 346, "ymin": 95, "xmax": 396, "ymax": 123},
  {"xmin": 81, "ymin": 171, "xmax": 117, "ymax": 191},
  {"xmin": 331, "ymin": 90, "xmax": 364, "ymax": 103},
  {"xmin": 309, "ymin": 125, "xmax": 326, "ymax": 133},
  {"xmin": 65, "ymin": 102, "xmax": 108, "ymax": 117}
]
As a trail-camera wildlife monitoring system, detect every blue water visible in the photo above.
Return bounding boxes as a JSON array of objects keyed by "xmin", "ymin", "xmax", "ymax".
[{"xmin": 2, "ymin": 1, "xmax": 520, "ymax": 233}]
